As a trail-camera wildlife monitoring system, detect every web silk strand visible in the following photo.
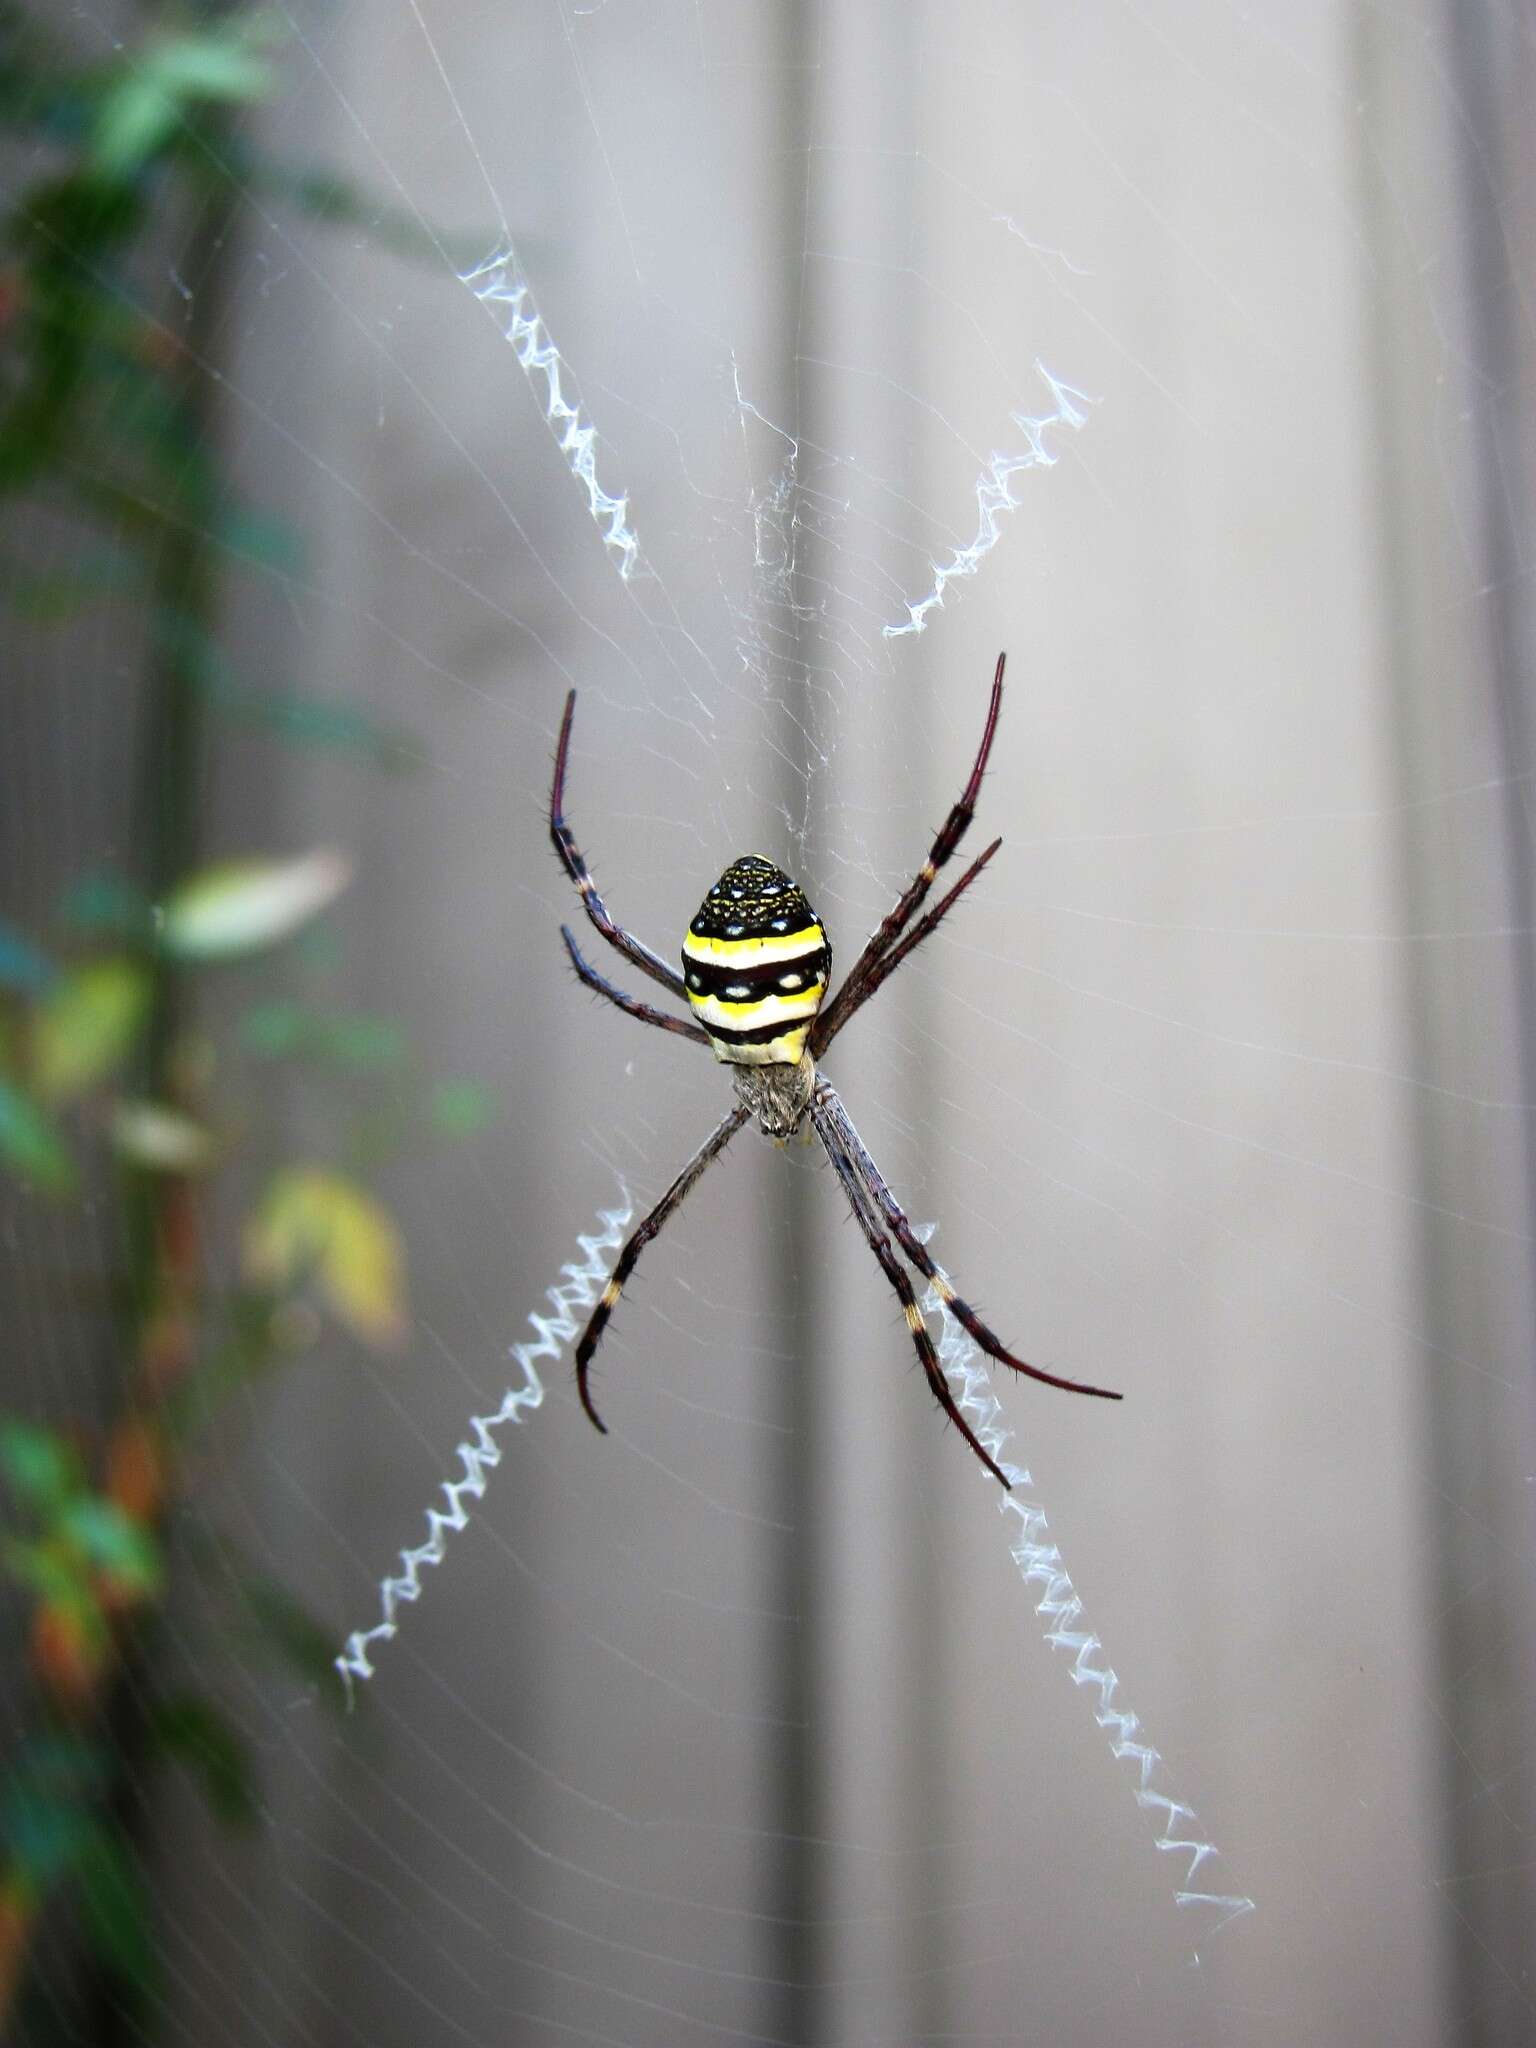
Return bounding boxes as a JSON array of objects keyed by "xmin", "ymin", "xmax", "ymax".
[
  {"xmin": 884, "ymin": 366, "xmax": 1092, "ymax": 638},
  {"xmin": 920, "ymin": 1246, "xmax": 1256, "ymax": 1955},
  {"xmin": 459, "ymin": 247, "xmax": 641, "ymax": 581},
  {"xmin": 335, "ymin": 1191, "xmax": 633, "ymax": 1696}
]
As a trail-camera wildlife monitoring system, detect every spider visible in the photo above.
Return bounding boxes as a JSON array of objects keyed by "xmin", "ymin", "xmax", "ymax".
[{"xmin": 550, "ymin": 653, "xmax": 1121, "ymax": 1490}]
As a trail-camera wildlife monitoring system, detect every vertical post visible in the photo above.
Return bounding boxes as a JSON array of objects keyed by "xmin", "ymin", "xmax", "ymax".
[
  {"xmin": 1356, "ymin": 5, "xmax": 1536, "ymax": 2039},
  {"xmin": 766, "ymin": 5, "xmax": 827, "ymax": 2033}
]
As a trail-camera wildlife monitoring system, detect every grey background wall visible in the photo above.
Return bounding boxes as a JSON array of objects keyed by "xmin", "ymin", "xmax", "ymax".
[{"xmin": 26, "ymin": 1, "xmax": 1529, "ymax": 2042}]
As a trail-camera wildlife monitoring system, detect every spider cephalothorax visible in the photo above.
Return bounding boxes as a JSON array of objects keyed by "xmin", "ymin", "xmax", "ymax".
[{"xmin": 549, "ymin": 655, "xmax": 1121, "ymax": 1490}]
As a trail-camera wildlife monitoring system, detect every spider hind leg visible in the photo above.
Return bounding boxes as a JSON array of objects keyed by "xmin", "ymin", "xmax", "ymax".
[
  {"xmin": 817, "ymin": 1079, "xmax": 1122, "ymax": 1404},
  {"xmin": 810, "ymin": 1087, "xmax": 1011, "ymax": 1490},
  {"xmin": 572, "ymin": 1104, "xmax": 750, "ymax": 1432}
]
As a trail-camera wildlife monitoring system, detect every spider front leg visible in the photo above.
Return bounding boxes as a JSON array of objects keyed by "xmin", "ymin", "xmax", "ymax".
[
  {"xmin": 814, "ymin": 651, "xmax": 1005, "ymax": 1048},
  {"xmin": 550, "ymin": 689, "xmax": 690, "ymax": 1001},
  {"xmin": 810, "ymin": 1090, "xmax": 1012, "ymax": 1490},
  {"xmin": 574, "ymin": 1105, "xmax": 750, "ymax": 1432},
  {"xmin": 813, "ymin": 836, "xmax": 1001, "ymax": 1055},
  {"xmin": 561, "ymin": 926, "xmax": 711, "ymax": 1048},
  {"xmin": 817, "ymin": 1081, "xmax": 1122, "ymax": 1402}
]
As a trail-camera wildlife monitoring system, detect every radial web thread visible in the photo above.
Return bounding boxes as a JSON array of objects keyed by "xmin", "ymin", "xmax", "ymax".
[
  {"xmin": 335, "ymin": 1191, "xmax": 633, "ymax": 1697},
  {"xmin": 921, "ymin": 1246, "xmax": 1256, "ymax": 1955}
]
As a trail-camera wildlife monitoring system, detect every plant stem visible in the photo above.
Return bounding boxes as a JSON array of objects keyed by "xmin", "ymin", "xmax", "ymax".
[{"xmin": 95, "ymin": 139, "xmax": 239, "ymax": 2048}]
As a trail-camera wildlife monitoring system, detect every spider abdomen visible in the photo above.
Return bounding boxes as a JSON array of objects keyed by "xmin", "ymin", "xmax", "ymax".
[{"xmin": 682, "ymin": 854, "xmax": 831, "ymax": 1066}]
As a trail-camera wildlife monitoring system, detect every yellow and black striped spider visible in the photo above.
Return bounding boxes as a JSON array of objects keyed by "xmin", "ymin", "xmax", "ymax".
[{"xmin": 551, "ymin": 654, "xmax": 1120, "ymax": 1490}]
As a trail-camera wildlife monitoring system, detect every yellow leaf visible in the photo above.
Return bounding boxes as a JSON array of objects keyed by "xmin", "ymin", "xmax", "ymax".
[
  {"xmin": 244, "ymin": 1167, "xmax": 405, "ymax": 1348},
  {"xmin": 32, "ymin": 959, "xmax": 150, "ymax": 1103},
  {"xmin": 161, "ymin": 850, "xmax": 351, "ymax": 961}
]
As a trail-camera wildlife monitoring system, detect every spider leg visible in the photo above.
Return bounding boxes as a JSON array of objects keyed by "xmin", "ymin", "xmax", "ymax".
[
  {"xmin": 809, "ymin": 1089, "xmax": 1011, "ymax": 1490},
  {"xmin": 818, "ymin": 1081, "xmax": 1122, "ymax": 1402},
  {"xmin": 814, "ymin": 652, "xmax": 1005, "ymax": 1047},
  {"xmin": 550, "ymin": 690, "xmax": 689, "ymax": 1001},
  {"xmin": 574, "ymin": 1104, "xmax": 751, "ymax": 1432},
  {"xmin": 814, "ymin": 837, "xmax": 1000, "ymax": 1053},
  {"xmin": 561, "ymin": 926, "xmax": 711, "ymax": 1048}
]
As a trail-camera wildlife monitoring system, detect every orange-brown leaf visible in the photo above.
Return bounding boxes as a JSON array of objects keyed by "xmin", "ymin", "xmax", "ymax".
[{"xmin": 104, "ymin": 1417, "xmax": 165, "ymax": 1524}]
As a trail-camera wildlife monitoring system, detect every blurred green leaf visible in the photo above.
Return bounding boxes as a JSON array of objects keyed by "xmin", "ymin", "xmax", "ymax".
[
  {"xmin": 0, "ymin": 919, "xmax": 53, "ymax": 993},
  {"xmin": 147, "ymin": 23, "xmax": 278, "ymax": 99},
  {"xmin": 32, "ymin": 956, "xmax": 150, "ymax": 1102},
  {"xmin": 265, "ymin": 163, "xmax": 476, "ymax": 268},
  {"xmin": 57, "ymin": 1498, "xmax": 161, "ymax": 1597},
  {"xmin": 238, "ymin": 998, "xmax": 306, "ymax": 1056},
  {"xmin": 160, "ymin": 849, "xmax": 351, "ymax": 961},
  {"xmin": 218, "ymin": 684, "xmax": 422, "ymax": 770},
  {"xmin": 147, "ymin": 1697, "xmax": 258, "ymax": 1830},
  {"xmin": 0, "ymin": 1419, "xmax": 84, "ymax": 1509},
  {"xmin": 232, "ymin": 1574, "xmax": 342, "ymax": 1696},
  {"xmin": 88, "ymin": 27, "xmax": 274, "ymax": 181},
  {"xmin": 16, "ymin": 162, "xmax": 142, "ymax": 270},
  {"xmin": 1, "ymin": 1736, "xmax": 105, "ymax": 1885},
  {"xmin": 240, "ymin": 1001, "xmax": 408, "ymax": 1068},
  {"xmin": 4, "ymin": 1792, "xmax": 92, "ymax": 1891},
  {"xmin": 110, "ymin": 1099, "xmax": 214, "ymax": 1172},
  {"xmin": 0, "ymin": 1077, "xmax": 74, "ymax": 1191},
  {"xmin": 3, "ymin": 1793, "xmax": 93, "ymax": 1887},
  {"xmin": 76, "ymin": 1828, "xmax": 153, "ymax": 1991},
  {"xmin": 150, "ymin": 603, "xmax": 229, "ymax": 696},
  {"xmin": 428, "ymin": 1078, "xmax": 494, "ymax": 1139},
  {"xmin": 1, "ymin": 1535, "xmax": 94, "ymax": 1616},
  {"xmin": 0, "ymin": 7, "xmax": 74, "ymax": 131},
  {"xmin": 88, "ymin": 78, "xmax": 181, "ymax": 179},
  {"xmin": 214, "ymin": 502, "xmax": 304, "ymax": 577},
  {"xmin": 318, "ymin": 1014, "xmax": 405, "ymax": 1069},
  {"xmin": 244, "ymin": 1165, "xmax": 405, "ymax": 1346},
  {"xmin": 58, "ymin": 872, "xmax": 152, "ymax": 941}
]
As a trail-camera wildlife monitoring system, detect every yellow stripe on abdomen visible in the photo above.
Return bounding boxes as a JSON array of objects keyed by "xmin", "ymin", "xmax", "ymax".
[
  {"xmin": 686, "ymin": 984, "xmax": 826, "ymax": 1031},
  {"xmin": 682, "ymin": 923, "xmax": 825, "ymax": 967}
]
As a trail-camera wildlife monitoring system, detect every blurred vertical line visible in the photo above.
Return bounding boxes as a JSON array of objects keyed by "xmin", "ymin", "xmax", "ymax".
[
  {"xmin": 766, "ymin": 3, "xmax": 827, "ymax": 2039},
  {"xmin": 1356, "ymin": 5, "xmax": 1536, "ymax": 2044},
  {"xmin": 1444, "ymin": 0, "xmax": 1536, "ymax": 1106},
  {"xmin": 867, "ymin": 54, "xmax": 948, "ymax": 2048},
  {"xmin": 109, "ymin": 90, "xmax": 241, "ymax": 2048},
  {"xmin": 765, "ymin": 3, "xmax": 943, "ymax": 2032},
  {"xmin": 1437, "ymin": 6, "xmax": 1536, "ymax": 2038},
  {"xmin": 135, "ymin": 163, "xmax": 237, "ymax": 1075}
]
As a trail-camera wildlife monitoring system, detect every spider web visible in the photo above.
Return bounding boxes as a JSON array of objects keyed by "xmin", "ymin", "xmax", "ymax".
[{"xmin": 9, "ymin": 2, "xmax": 1536, "ymax": 2044}]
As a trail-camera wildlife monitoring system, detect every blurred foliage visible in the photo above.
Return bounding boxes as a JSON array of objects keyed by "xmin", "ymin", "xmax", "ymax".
[{"xmin": 0, "ymin": 4, "xmax": 490, "ymax": 2036}]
